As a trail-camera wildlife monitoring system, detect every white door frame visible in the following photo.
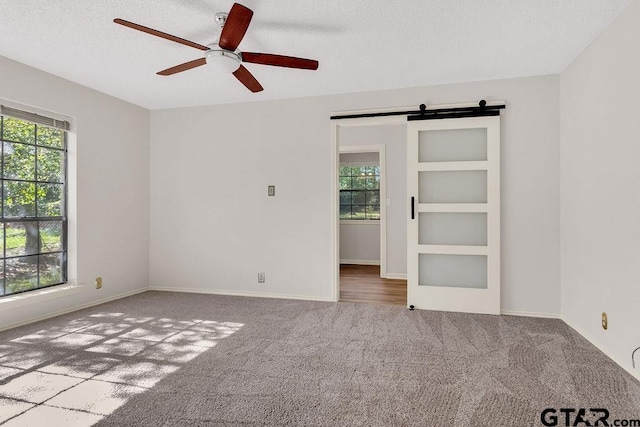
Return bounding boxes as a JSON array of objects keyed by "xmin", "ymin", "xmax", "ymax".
[{"xmin": 330, "ymin": 115, "xmax": 407, "ymax": 302}]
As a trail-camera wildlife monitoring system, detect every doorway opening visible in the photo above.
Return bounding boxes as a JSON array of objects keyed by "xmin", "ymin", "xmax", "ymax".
[{"xmin": 331, "ymin": 116, "xmax": 408, "ymax": 306}]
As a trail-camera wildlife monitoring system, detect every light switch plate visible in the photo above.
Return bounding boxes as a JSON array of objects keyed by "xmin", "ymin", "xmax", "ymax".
[{"xmin": 268, "ymin": 185, "xmax": 275, "ymax": 196}]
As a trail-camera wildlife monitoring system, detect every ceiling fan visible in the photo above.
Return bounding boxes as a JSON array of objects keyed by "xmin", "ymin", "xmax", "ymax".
[{"xmin": 114, "ymin": 3, "xmax": 319, "ymax": 93}]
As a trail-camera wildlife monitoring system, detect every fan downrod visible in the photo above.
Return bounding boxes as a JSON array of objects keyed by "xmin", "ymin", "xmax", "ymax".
[{"xmin": 214, "ymin": 12, "xmax": 228, "ymax": 28}]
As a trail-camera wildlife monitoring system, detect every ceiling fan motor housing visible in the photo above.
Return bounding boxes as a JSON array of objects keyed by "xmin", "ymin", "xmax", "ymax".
[{"xmin": 205, "ymin": 46, "xmax": 241, "ymax": 73}]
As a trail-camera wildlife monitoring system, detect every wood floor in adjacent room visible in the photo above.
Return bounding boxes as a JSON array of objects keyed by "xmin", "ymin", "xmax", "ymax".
[{"xmin": 339, "ymin": 264, "xmax": 407, "ymax": 306}]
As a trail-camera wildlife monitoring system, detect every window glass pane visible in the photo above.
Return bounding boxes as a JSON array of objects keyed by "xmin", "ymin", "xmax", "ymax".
[
  {"xmin": 353, "ymin": 166, "xmax": 367, "ymax": 177},
  {"xmin": 352, "ymin": 205, "xmax": 365, "ymax": 220},
  {"xmin": 36, "ymin": 126, "xmax": 64, "ymax": 148},
  {"xmin": 365, "ymin": 177, "xmax": 379, "ymax": 190},
  {"xmin": 5, "ymin": 222, "xmax": 39, "ymax": 257},
  {"xmin": 40, "ymin": 253, "xmax": 63, "ymax": 287},
  {"xmin": 339, "ymin": 176, "xmax": 351, "ymax": 190},
  {"xmin": 339, "ymin": 166, "xmax": 351, "ymax": 177},
  {"xmin": 366, "ymin": 191, "xmax": 379, "ymax": 206},
  {"xmin": 37, "ymin": 147, "xmax": 64, "ymax": 183},
  {"xmin": 352, "ymin": 176, "xmax": 366, "ymax": 190},
  {"xmin": 2, "ymin": 117, "xmax": 35, "ymax": 144},
  {"xmin": 366, "ymin": 207, "xmax": 380, "ymax": 220},
  {"xmin": 364, "ymin": 166, "xmax": 377, "ymax": 176},
  {"xmin": 339, "ymin": 191, "xmax": 351, "ymax": 206},
  {"xmin": 339, "ymin": 206, "xmax": 351, "ymax": 220},
  {"xmin": 3, "ymin": 142, "xmax": 36, "ymax": 180},
  {"xmin": 5, "ymin": 256, "xmax": 38, "ymax": 294},
  {"xmin": 0, "ymin": 262, "xmax": 4, "ymax": 295},
  {"xmin": 37, "ymin": 183, "xmax": 64, "ymax": 217},
  {"xmin": 352, "ymin": 191, "xmax": 365, "ymax": 205},
  {"xmin": 40, "ymin": 221, "xmax": 63, "ymax": 253},
  {"xmin": 0, "ymin": 223, "xmax": 4, "ymax": 257},
  {"xmin": 3, "ymin": 181, "xmax": 36, "ymax": 217}
]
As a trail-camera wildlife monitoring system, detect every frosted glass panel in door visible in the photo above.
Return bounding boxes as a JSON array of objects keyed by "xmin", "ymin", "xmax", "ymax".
[
  {"xmin": 419, "ymin": 171, "xmax": 487, "ymax": 203},
  {"xmin": 418, "ymin": 254, "xmax": 487, "ymax": 289},
  {"xmin": 419, "ymin": 128, "xmax": 487, "ymax": 162},
  {"xmin": 419, "ymin": 213, "xmax": 487, "ymax": 245}
]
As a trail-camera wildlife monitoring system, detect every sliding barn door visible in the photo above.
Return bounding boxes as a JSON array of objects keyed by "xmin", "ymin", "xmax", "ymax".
[{"xmin": 407, "ymin": 116, "xmax": 500, "ymax": 314}]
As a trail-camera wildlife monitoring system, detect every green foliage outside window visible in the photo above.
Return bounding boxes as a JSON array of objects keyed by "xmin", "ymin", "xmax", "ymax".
[{"xmin": 339, "ymin": 165, "xmax": 380, "ymax": 220}]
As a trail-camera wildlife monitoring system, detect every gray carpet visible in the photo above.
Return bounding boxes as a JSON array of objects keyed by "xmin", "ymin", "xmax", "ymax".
[{"xmin": 1, "ymin": 291, "xmax": 639, "ymax": 426}]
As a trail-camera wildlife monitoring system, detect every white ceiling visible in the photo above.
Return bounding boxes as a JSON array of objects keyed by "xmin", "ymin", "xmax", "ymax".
[{"xmin": 0, "ymin": 0, "xmax": 631, "ymax": 110}]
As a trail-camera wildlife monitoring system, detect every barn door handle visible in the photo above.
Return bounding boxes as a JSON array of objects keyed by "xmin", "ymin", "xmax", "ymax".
[{"xmin": 411, "ymin": 196, "xmax": 415, "ymax": 219}]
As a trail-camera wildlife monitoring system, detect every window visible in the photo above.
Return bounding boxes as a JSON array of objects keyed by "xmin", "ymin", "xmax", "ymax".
[
  {"xmin": 1, "ymin": 108, "xmax": 68, "ymax": 297},
  {"xmin": 339, "ymin": 165, "xmax": 380, "ymax": 220}
]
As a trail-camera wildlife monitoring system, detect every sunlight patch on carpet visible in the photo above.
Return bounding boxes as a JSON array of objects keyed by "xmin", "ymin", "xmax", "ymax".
[{"xmin": 0, "ymin": 312, "xmax": 243, "ymax": 426}]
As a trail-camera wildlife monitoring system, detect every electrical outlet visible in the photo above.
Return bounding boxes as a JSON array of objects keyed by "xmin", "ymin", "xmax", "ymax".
[
  {"xmin": 96, "ymin": 277, "xmax": 103, "ymax": 289},
  {"xmin": 268, "ymin": 185, "xmax": 275, "ymax": 197},
  {"xmin": 602, "ymin": 312, "xmax": 608, "ymax": 330},
  {"xmin": 258, "ymin": 273, "xmax": 265, "ymax": 283}
]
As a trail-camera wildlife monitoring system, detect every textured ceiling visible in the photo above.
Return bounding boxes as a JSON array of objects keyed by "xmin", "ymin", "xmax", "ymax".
[{"xmin": 0, "ymin": 0, "xmax": 631, "ymax": 110}]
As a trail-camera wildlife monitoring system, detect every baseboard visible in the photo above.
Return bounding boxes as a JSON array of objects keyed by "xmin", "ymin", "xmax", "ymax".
[
  {"xmin": 339, "ymin": 259, "xmax": 380, "ymax": 266},
  {"xmin": 383, "ymin": 273, "xmax": 407, "ymax": 280},
  {"xmin": 500, "ymin": 310, "xmax": 561, "ymax": 319},
  {"xmin": 562, "ymin": 317, "xmax": 640, "ymax": 382},
  {"xmin": 148, "ymin": 287, "xmax": 334, "ymax": 303},
  {"xmin": 0, "ymin": 287, "xmax": 148, "ymax": 333}
]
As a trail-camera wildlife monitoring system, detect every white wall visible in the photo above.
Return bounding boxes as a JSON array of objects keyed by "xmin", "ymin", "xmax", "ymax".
[
  {"xmin": 339, "ymin": 126, "xmax": 406, "ymax": 275},
  {"xmin": 150, "ymin": 75, "xmax": 561, "ymax": 314},
  {"xmin": 560, "ymin": 1, "xmax": 640, "ymax": 377},
  {"xmin": 0, "ymin": 56, "xmax": 150, "ymax": 328},
  {"xmin": 340, "ymin": 223, "xmax": 380, "ymax": 265}
]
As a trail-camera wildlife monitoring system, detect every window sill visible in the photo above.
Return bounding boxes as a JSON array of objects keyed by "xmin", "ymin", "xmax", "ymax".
[
  {"xmin": 340, "ymin": 220, "xmax": 381, "ymax": 225},
  {"xmin": 0, "ymin": 284, "xmax": 83, "ymax": 312}
]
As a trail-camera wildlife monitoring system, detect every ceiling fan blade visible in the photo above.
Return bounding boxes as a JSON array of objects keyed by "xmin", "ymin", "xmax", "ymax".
[
  {"xmin": 114, "ymin": 18, "xmax": 209, "ymax": 51},
  {"xmin": 232, "ymin": 65, "xmax": 263, "ymax": 93},
  {"xmin": 218, "ymin": 3, "xmax": 253, "ymax": 51},
  {"xmin": 157, "ymin": 58, "xmax": 207, "ymax": 76},
  {"xmin": 241, "ymin": 52, "xmax": 319, "ymax": 70}
]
